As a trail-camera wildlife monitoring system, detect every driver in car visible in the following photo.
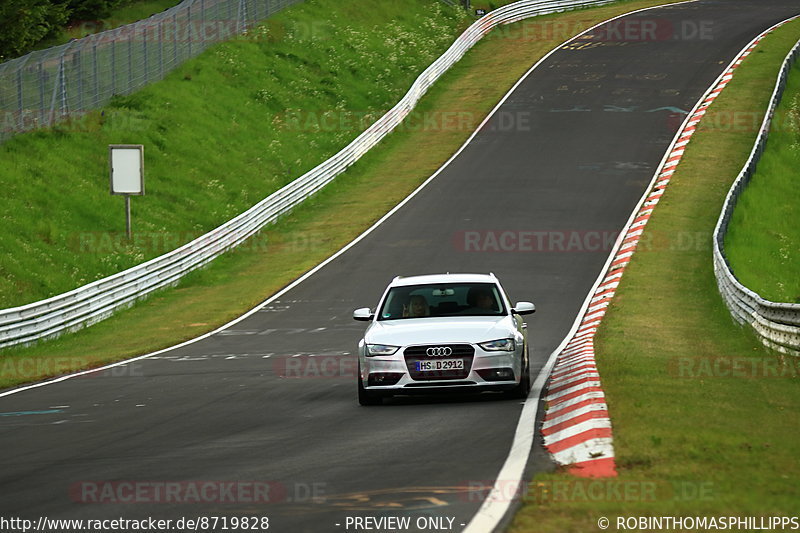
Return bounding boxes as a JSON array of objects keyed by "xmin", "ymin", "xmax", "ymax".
[
  {"xmin": 466, "ymin": 287, "xmax": 496, "ymax": 313},
  {"xmin": 403, "ymin": 295, "xmax": 430, "ymax": 318}
]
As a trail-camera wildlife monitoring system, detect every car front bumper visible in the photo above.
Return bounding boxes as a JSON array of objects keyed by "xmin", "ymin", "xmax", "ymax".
[{"xmin": 360, "ymin": 347, "xmax": 521, "ymax": 395}]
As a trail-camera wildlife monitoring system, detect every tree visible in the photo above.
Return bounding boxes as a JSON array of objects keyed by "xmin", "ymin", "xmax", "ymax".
[
  {"xmin": 0, "ymin": 0, "xmax": 70, "ymax": 61},
  {"xmin": 53, "ymin": 0, "xmax": 124, "ymax": 22}
]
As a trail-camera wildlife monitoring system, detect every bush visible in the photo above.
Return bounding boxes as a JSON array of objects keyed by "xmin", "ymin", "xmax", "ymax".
[
  {"xmin": 54, "ymin": 0, "xmax": 124, "ymax": 22},
  {"xmin": 0, "ymin": 0, "xmax": 69, "ymax": 61},
  {"xmin": 0, "ymin": 0, "xmax": 126, "ymax": 61}
]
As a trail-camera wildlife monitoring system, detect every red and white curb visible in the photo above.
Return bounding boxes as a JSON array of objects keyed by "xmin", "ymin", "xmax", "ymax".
[{"xmin": 541, "ymin": 14, "xmax": 800, "ymax": 479}]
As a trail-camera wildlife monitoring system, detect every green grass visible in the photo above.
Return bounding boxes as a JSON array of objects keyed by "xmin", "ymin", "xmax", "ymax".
[
  {"xmin": 7, "ymin": 2, "xmax": 796, "ymax": 529},
  {"xmin": 31, "ymin": 0, "xmax": 184, "ymax": 52},
  {"xmin": 0, "ymin": 0, "xmax": 469, "ymax": 309},
  {"xmin": 509, "ymin": 19, "xmax": 800, "ymax": 533},
  {"xmin": 723, "ymin": 61, "xmax": 800, "ymax": 303},
  {"xmin": 0, "ymin": 0, "xmax": 679, "ymax": 388}
]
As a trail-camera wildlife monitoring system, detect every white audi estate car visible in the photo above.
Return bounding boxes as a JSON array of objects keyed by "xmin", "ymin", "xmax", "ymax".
[{"xmin": 353, "ymin": 273, "xmax": 535, "ymax": 405}]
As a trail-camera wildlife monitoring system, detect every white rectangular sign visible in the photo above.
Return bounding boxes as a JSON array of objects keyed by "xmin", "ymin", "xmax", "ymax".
[{"xmin": 109, "ymin": 144, "xmax": 144, "ymax": 195}]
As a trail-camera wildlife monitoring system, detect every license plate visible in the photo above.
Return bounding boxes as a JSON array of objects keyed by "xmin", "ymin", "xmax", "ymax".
[{"xmin": 416, "ymin": 359, "xmax": 465, "ymax": 372}]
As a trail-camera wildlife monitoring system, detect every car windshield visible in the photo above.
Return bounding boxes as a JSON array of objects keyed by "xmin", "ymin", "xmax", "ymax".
[{"xmin": 377, "ymin": 283, "xmax": 506, "ymax": 320}]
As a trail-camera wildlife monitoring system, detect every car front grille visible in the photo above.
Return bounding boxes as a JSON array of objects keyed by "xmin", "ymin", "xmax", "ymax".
[
  {"xmin": 404, "ymin": 344, "xmax": 474, "ymax": 380},
  {"xmin": 403, "ymin": 381, "xmax": 476, "ymax": 387}
]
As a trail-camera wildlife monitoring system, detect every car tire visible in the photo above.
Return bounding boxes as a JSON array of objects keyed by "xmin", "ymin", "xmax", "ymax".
[
  {"xmin": 508, "ymin": 342, "xmax": 531, "ymax": 399},
  {"xmin": 358, "ymin": 364, "xmax": 383, "ymax": 406}
]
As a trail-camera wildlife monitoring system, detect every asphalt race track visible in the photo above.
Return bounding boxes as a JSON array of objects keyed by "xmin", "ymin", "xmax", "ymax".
[{"xmin": 2, "ymin": 2, "xmax": 799, "ymax": 532}]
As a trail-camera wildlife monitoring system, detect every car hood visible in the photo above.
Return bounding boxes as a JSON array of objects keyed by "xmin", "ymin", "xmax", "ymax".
[{"xmin": 364, "ymin": 316, "xmax": 517, "ymax": 346}]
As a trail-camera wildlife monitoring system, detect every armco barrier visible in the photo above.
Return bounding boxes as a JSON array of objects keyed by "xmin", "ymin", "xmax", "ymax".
[
  {"xmin": 0, "ymin": 0, "xmax": 614, "ymax": 349},
  {"xmin": 713, "ymin": 37, "xmax": 800, "ymax": 356}
]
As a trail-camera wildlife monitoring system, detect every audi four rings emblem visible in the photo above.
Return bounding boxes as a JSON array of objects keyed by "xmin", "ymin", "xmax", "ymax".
[{"xmin": 426, "ymin": 346, "xmax": 452, "ymax": 357}]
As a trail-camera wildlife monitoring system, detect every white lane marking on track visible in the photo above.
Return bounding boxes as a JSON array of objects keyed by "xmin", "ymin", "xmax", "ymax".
[
  {"xmin": 0, "ymin": 3, "xmax": 667, "ymax": 402},
  {"xmin": 458, "ymin": 0, "xmax": 702, "ymax": 530},
  {"xmin": 0, "ymin": 3, "xmax": 783, "ymax": 533},
  {"xmin": 464, "ymin": 1, "xmax": 800, "ymax": 530}
]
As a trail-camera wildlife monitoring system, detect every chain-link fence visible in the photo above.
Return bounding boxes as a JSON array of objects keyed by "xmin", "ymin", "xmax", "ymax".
[
  {"xmin": 0, "ymin": 0, "xmax": 613, "ymax": 349},
  {"xmin": 0, "ymin": 0, "xmax": 301, "ymax": 144}
]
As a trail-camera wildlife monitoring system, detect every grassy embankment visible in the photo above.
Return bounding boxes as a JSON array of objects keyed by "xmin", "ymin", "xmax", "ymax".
[
  {"xmin": 0, "ymin": 0, "xmax": 680, "ymax": 389},
  {"xmin": 510, "ymin": 18, "xmax": 800, "ymax": 533},
  {"xmin": 0, "ymin": 0, "xmax": 469, "ymax": 310},
  {"xmin": 723, "ymin": 60, "xmax": 800, "ymax": 303}
]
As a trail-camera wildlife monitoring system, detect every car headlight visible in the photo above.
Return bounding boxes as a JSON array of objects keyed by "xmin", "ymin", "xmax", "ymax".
[
  {"xmin": 478, "ymin": 338, "xmax": 515, "ymax": 352},
  {"xmin": 366, "ymin": 344, "xmax": 400, "ymax": 356}
]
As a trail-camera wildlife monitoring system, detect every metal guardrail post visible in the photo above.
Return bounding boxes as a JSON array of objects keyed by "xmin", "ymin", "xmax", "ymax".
[
  {"xmin": 188, "ymin": 3, "xmax": 193, "ymax": 58},
  {"xmin": 143, "ymin": 26, "xmax": 149, "ymax": 85},
  {"xmin": 158, "ymin": 21, "xmax": 164, "ymax": 80},
  {"xmin": 111, "ymin": 38, "xmax": 117, "ymax": 95},
  {"xmin": 38, "ymin": 62, "xmax": 45, "ymax": 126},
  {"xmin": 172, "ymin": 12, "xmax": 177, "ymax": 69},
  {"xmin": 16, "ymin": 66, "xmax": 23, "ymax": 130},
  {"xmin": 48, "ymin": 52, "xmax": 64, "ymax": 126},
  {"xmin": 127, "ymin": 35, "xmax": 133, "ymax": 89},
  {"xmin": 77, "ymin": 48, "xmax": 84, "ymax": 113},
  {"xmin": 238, "ymin": 0, "xmax": 248, "ymax": 34}
]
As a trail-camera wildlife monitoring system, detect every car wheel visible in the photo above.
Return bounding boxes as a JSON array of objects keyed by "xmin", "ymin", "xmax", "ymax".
[
  {"xmin": 508, "ymin": 342, "xmax": 531, "ymax": 399},
  {"xmin": 358, "ymin": 364, "xmax": 382, "ymax": 406}
]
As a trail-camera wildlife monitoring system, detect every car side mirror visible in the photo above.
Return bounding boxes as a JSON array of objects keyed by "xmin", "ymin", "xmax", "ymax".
[
  {"xmin": 512, "ymin": 302, "xmax": 535, "ymax": 315},
  {"xmin": 353, "ymin": 308, "xmax": 374, "ymax": 321}
]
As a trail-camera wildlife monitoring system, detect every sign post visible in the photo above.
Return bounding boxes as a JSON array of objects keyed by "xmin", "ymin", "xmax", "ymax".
[{"xmin": 109, "ymin": 144, "xmax": 145, "ymax": 240}]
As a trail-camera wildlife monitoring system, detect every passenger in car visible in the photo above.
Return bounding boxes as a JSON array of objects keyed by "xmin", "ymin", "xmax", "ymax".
[{"xmin": 403, "ymin": 295, "xmax": 430, "ymax": 318}]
